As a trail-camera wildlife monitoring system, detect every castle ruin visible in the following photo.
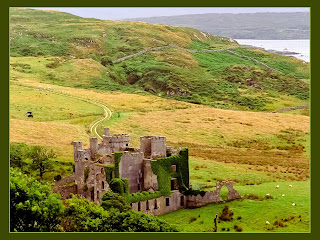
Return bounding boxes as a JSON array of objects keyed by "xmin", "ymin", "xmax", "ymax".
[{"xmin": 54, "ymin": 128, "xmax": 241, "ymax": 215}]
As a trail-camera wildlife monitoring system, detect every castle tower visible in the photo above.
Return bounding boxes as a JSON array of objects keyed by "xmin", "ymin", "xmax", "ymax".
[{"xmin": 140, "ymin": 136, "xmax": 166, "ymax": 159}]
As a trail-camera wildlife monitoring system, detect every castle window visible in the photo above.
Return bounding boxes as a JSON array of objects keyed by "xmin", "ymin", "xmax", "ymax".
[
  {"xmin": 91, "ymin": 188, "xmax": 94, "ymax": 201},
  {"xmin": 138, "ymin": 202, "xmax": 141, "ymax": 211},
  {"xmin": 126, "ymin": 143, "xmax": 129, "ymax": 146},
  {"xmin": 166, "ymin": 197, "xmax": 170, "ymax": 207},
  {"xmin": 138, "ymin": 184, "xmax": 141, "ymax": 191},
  {"xmin": 97, "ymin": 191, "xmax": 100, "ymax": 200},
  {"xmin": 154, "ymin": 199, "xmax": 158, "ymax": 209},
  {"xmin": 102, "ymin": 181, "xmax": 105, "ymax": 189},
  {"xmin": 180, "ymin": 196, "xmax": 184, "ymax": 206},
  {"xmin": 146, "ymin": 200, "xmax": 149, "ymax": 210}
]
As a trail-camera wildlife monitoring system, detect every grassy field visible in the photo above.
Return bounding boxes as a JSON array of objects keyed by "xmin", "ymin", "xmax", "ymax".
[
  {"xmin": 159, "ymin": 181, "xmax": 310, "ymax": 232},
  {"xmin": 9, "ymin": 84, "xmax": 102, "ymax": 161},
  {"xmin": 10, "ymin": 57, "xmax": 310, "ymax": 233}
]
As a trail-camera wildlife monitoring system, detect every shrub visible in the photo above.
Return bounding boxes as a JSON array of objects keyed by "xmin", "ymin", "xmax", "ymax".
[
  {"xmin": 109, "ymin": 178, "xmax": 129, "ymax": 195},
  {"xmin": 183, "ymin": 188, "xmax": 206, "ymax": 197},
  {"xmin": 189, "ymin": 216, "xmax": 197, "ymax": 223},
  {"xmin": 62, "ymin": 195, "xmax": 177, "ymax": 232},
  {"xmin": 54, "ymin": 174, "xmax": 62, "ymax": 181},
  {"xmin": 127, "ymin": 191, "xmax": 162, "ymax": 203},
  {"xmin": 101, "ymin": 191, "xmax": 131, "ymax": 212},
  {"xmin": 219, "ymin": 206, "xmax": 234, "ymax": 221},
  {"xmin": 101, "ymin": 56, "xmax": 113, "ymax": 66},
  {"xmin": 234, "ymin": 225, "xmax": 243, "ymax": 232},
  {"xmin": 10, "ymin": 142, "xmax": 29, "ymax": 169},
  {"xmin": 10, "ymin": 169, "xmax": 64, "ymax": 232}
]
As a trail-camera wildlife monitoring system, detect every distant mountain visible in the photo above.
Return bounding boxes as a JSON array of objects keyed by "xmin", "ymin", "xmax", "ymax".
[{"xmin": 126, "ymin": 12, "xmax": 309, "ymax": 40}]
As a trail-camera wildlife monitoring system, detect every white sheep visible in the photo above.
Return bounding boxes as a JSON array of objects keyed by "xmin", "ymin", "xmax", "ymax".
[
  {"xmin": 282, "ymin": 194, "xmax": 285, "ymax": 197},
  {"xmin": 292, "ymin": 203, "xmax": 296, "ymax": 206},
  {"xmin": 289, "ymin": 184, "xmax": 293, "ymax": 187},
  {"xmin": 266, "ymin": 193, "xmax": 270, "ymax": 196},
  {"xmin": 266, "ymin": 221, "xmax": 270, "ymax": 225},
  {"xmin": 276, "ymin": 185, "xmax": 279, "ymax": 188}
]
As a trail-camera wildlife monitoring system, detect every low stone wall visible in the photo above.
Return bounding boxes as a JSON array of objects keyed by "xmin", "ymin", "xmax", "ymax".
[
  {"xmin": 57, "ymin": 185, "xmax": 77, "ymax": 199},
  {"xmin": 186, "ymin": 191, "xmax": 220, "ymax": 208},
  {"xmin": 131, "ymin": 190, "xmax": 186, "ymax": 216},
  {"xmin": 272, "ymin": 105, "xmax": 309, "ymax": 113},
  {"xmin": 52, "ymin": 173, "xmax": 76, "ymax": 199},
  {"xmin": 131, "ymin": 181, "xmax": 241, "ymax": 215}
]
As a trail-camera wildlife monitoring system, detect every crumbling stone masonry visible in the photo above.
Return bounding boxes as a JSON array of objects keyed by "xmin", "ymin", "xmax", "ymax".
[{"xmin": 54, "ymin": 128, "xmax": 241, "ymax": 215}]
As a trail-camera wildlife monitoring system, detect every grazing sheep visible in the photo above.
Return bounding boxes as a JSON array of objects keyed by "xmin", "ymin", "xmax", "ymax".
[
  {"xmin": 266, "ymin": 193, "xmax": 270, "ymax": 196},
  {"xmin": 292, "ymin": 203, "xmax": 296, "ymax": 206},
  {"xmin": 266, "ymin": 221, "xmax": 270, "ymax": 225},
  {"xmin": 276, "ymin": 185, "xmax": 279, "ymax": 188},
  {"xmin": 38, "ymin": 85, "xmax": 42, "ymax": 88},
  {"xmin": 289, "ymin": 184, "xmax": 293, "ymax": 187},
  {"xmin": 282, "ymin": 194, "xmax": 285, "ymax": 197}
]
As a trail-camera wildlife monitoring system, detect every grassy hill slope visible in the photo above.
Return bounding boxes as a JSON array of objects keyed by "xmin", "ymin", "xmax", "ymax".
[{"xmin": 10, "ymin": 8, "xmax": 309, "ymax": 112}]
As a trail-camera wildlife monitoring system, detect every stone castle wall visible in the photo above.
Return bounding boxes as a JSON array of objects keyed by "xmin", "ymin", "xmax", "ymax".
[
  {"xmin": 119, "ymin": 151, "xmax": 144, "ymax": 193},
  {"xmin": 131, "ymin": 190, "xmax": 186, "ymax": 216}
]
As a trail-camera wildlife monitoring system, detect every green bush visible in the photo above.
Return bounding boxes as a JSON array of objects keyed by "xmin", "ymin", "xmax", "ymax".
[
  {"xmin": 127, "ymin": 191, "xmax": 162, "ymax": 203},
  {"xmin": 54, "ymin": 174, "xmax": 62, "ymax": 181},
  {"xmin": 10, "ymin": 169, "xmax": 64, "ymax": 232},
  {"xmin": 101, "ymin": 191, "xmax": 131, "ymax": 212},
  {"xmin": 183, "ymin": 188, "xmax": 206, "ymax": 197},
  {"xmin": 10, "ymin": 142, "xmax": 29, "ymax": 169},
  {"xmin": 109, "ymin": 178, "xmax": 129, "ymax": 195},
  {"xmin": 62, "ymin": 195, "xmax": 177, "ymax": 232},
  {"xmin": 101, "ymin": 56, "xmax": 114, "ymax": 66}
]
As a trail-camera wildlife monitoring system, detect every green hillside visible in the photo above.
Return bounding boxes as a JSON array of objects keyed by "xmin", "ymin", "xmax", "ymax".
[{"xmin": 10, "ymin": 8, "xmax": 309, "ymax": 112}]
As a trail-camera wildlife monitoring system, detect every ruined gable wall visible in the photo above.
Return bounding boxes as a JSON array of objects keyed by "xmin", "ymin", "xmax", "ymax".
[
  {"xmin": 186, "ymin": 181, "xmax": 241, "ymax": 208},
  {"xmin": 119, "ymin": 151, "xmax": 144, "ymax": 193}
]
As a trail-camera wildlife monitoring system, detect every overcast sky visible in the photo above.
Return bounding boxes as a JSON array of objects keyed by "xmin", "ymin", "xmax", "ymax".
[{"xmin": 33, "ymin": 8, "xmax": 309, "ymax": 20}]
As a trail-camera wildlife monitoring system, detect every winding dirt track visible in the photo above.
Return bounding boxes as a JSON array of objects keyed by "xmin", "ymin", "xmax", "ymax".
[{"xmin": 12, "ymin": 83, "xmax": 113, "ymax": 139}]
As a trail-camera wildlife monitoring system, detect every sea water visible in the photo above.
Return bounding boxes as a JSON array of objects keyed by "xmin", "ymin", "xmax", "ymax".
[{"xmin": 235, "ymin": 39, "xmax": 310, "ymax": 62}]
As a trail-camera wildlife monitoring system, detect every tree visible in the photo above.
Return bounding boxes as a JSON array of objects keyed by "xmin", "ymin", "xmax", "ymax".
[
  {"xmin": 10, "ymin": 169, "xmax": 64, "ymax": 232},
  {"xmin": 10, "ymin": 142, "xmax": 28, "ymax": 169},
  {"xmin": 28, "ymin": 146, "xmax": 57, "ymax": 180}
]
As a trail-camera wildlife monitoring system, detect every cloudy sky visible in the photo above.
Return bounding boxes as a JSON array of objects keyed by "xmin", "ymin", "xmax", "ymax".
[{"xmin": 34, "ymin": 8, "xmax": 309, "ymax": 20}]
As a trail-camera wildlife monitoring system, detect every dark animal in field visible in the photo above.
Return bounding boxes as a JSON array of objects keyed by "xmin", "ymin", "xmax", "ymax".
[
  {"xmin": 26, "ymin": 112, "xmax": 33, "ymax": 118},
  {"xmin": 69, "ymin": 112, "xmax": 74, "ymax": 117}
]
